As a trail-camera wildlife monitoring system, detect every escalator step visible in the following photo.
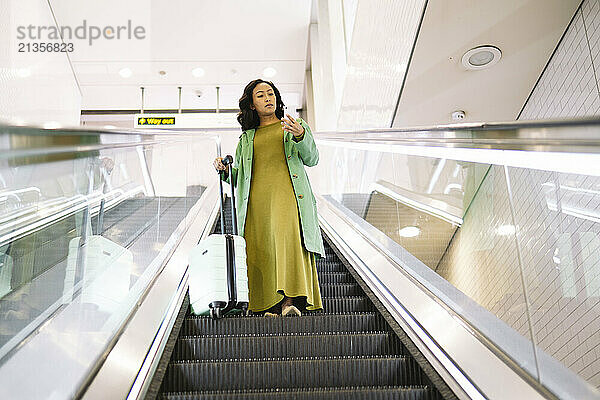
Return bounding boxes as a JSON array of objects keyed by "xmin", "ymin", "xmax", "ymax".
[
  {"xmin": 181, "ymin": 313, "xmax": 389, "ymax": 336},
  {"xmin": 324, "ymin": 250, "xmax": 337, "ymax": 259},
  {"xmin": 318, "ymin": 272, "xmax": 355, "ymax": 284},
  {"xmin": 321, "ymin": 283, "xmax": 364, "ymax": 297},
  {"xmin": 316, "ymin": 297, "xmax": 375, "ymax": 313},
  {"xmin": 156, "ymin": 201, "xmax": 444, "ymax": 400},
  {"xmin": 159, "ymin": 386, "xmax": 435, "ymax": 399},
  {"xmin": 315, "ymin": 260, "xmax": 347, "ymax": 272},
  {"xmin": 161, "ymin": 356, "xmax": 424, "ymax": 391},
  {"xmin": 172, "ymin": 332, "xmax": 407, "ymax": 361},
  {"xmin": 102, "ymin": 198, "xmax": 178, "ymax": 245}
]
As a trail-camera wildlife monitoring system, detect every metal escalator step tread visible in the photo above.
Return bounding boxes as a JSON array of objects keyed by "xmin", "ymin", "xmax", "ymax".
[
  {"xmin": 99, "ymin": 198, "xmax": 161, "ymax": 230},
  {"xmin": 321, "ymin": 283, "xmax": 364, "ymax": 297},
  {"xmin": 315, "ymin": 260, "xmax": 347, "ymax": 272},
  {"xmin": 318, "ymin": 272, "xmax": 355, "ymax": 284},
  {"xmin": 158, "ymin": 386, "xmax": 435, "ymax": 399},
  {"xmin": 162, "ymin": 356, "xmax": 424, "ymax": 392},
  {"xmin": 315, "ymin": 297, "xmax": 375, "ymax": 313},
  {"xmin": 171, "ymin": 332, "xmax": 407, "ymax": 361},
  {"xmin": 181, "ymin": 313, "xmax": 389, "ymax": 336},
  {"xmin": 316, "ymin": 258, "xmax": 343, "ymax": 264},
  {"xmin": 102, "ymin": 197, "xmax": 182, "ymax": 245},
  {"xmin": 102, "ymin": 197, "xmax": 178, "ymax": 231}
]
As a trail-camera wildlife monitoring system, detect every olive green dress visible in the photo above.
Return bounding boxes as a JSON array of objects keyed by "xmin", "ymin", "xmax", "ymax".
[{"xmin": 244, "ymin": 120, "xmax": 323, "ymax": 312}]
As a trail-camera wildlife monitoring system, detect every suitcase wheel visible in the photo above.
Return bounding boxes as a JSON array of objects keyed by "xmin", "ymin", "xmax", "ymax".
[
  {"xmin": 210, "ymin": 307, "xmax": 222, "ymax": 320},
  {"xmin": 242, "ymin": 305, "xmax": 250, "ymax": 317}
]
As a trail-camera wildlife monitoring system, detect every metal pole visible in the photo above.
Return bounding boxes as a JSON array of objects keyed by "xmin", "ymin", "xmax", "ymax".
[
  {"xmin": 140, "ymin": 86, "xmax": 145, "ymax": 113},
  {"xmin": 216, "ymin": 86, "xmax": 220, "ymax": 113},
  {"xmin": 218, "ymin": 169, "xmax": 226, "ymax": 234},
  {"xmin": 73, "ymin": 162, "xmax": 95, "ymax": 301},
  {"xmin": 178, "ymin": 86, "xmax": 182, "ymax": 113}
]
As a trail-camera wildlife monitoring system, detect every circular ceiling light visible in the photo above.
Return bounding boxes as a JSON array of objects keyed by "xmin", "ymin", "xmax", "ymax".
[
  {"xmin": 263, "ymin": 67, "xmax": 277, "ymax": 78},
  {"xmin": 496, "ymin": 224, "xmax": 515, "ymax": 236},
  {"xmin": 119, "ymin": 67, "xmax": 132, "ymax": 78},
  {"xmin": 398, "ymin": 226, "xmax": 420, "ymax": 238},
  {"xmin": 16, "ymin": 67, "xmax": 32, "ymax": 78},
  {"xmin": 461, "ymin": 46, "xmax": 501, "ymax": 70},
  {"xmin": 43, "ymin": 121, "xmax": 61, "ymax": 129},
  {"xmin": 192, "ymin": 67, "xmax": 205, "ymax": 78}
]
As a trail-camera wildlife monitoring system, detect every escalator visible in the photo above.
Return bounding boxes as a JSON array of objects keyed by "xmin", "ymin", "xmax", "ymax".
[
  {"xmin": 0, "ymin": 195, "xmax": 201, "ymax": 355},
  {"xmin": 151, "ymin": 197, "xmax": 450, "ymax": 400},
  {"xmin": 2, "ymin": 120, "xmax": 599, "ymax": 400}
]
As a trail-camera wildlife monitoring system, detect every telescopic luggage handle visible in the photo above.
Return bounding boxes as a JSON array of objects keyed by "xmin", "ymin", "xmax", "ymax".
[{"xmin": 218, "ymin": 155, "xmax": 238, "ymax": 236}]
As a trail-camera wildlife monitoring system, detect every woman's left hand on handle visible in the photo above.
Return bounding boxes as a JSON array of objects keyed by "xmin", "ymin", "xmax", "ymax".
[{"xmin": 282, "ymin": 113, "xmax": 304, "ymax": 139}]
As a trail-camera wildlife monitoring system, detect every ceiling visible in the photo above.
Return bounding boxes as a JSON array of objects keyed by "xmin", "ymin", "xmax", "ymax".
[
  {"xmin": 46, "ymin": 0, "xmax": 582, "ymax": 128},
  {"xmin": 392, "ymin": 0, "xmax": 581, "ymax": 127},
  {"xmin": 49, "ymin": 0, "xmax": 312, "ymax": 112}
]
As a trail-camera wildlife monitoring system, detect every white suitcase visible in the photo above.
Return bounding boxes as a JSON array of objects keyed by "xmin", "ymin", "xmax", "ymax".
[
  {"xmin": 188, "ymin": 154, "xmax": 250, "ymax": 318},
  {"xmin": 63, "ymin": 234, "xmax": 133, "ymax": 314},
  {"xmin": 188, "ymin": 234, "xmax": 249, "ymax": 316}
]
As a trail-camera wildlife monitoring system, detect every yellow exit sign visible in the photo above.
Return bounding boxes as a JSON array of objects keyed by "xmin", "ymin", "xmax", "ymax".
[{"xmin": 138, "ymin": 117, "xmax": 175, "ymax": 125}]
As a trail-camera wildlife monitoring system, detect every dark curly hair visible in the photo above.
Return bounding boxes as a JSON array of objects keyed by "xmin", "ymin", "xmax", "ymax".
[{"xmin": 237, "ymin": 79, "xmax": 285, "ymax": 131}]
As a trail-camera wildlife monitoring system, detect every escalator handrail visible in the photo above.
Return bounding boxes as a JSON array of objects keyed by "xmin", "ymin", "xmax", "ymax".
[{"xmin": 313, "ymin": 116, "xmax": 600, "ymax": 153}]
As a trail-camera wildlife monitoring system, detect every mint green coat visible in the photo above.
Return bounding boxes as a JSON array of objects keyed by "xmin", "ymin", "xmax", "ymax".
[{"xmin": 222, "ymin": 117, "xmax": 326, "ymax": 259}]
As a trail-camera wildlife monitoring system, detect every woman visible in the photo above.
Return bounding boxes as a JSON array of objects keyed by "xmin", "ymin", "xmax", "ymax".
[{"xmin": 213, "ymin": 79, "xmax": 326, "ymax": 317}]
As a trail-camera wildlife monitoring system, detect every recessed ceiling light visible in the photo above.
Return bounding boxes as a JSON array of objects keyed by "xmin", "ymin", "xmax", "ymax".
[
  {"xmin": 192, "ymin": 67, "xmax": 205, "ymax": 78},
  {"xmin": 159, "ymin": 70, "xmax": 167, "ymax": 76},
  {"xmin": 398, "ymin": 226, "xmax": 420, "ymax": 238},
  {"xmin": 43, "ymin": 121, "xmax": 61, "ymax": 129},
  {"xmin": 11, "ymin": 117, "xmax": 26, "ymax": 126},
  {"xmin": 461, "ymin": 46, "xmax": 501, "ymax": 70},
  {"xmin": 119, "ymin": 67, "xmax": 132, "ymax": 78},
  {"xmin": 552, "ymin": 248, "xmax": 561, "ymax": 264},
  {"xmin": 16, "ymin": 68, "xmax": 32, "ymax": 78},
  {"xmin": 497, "ymin": 224, "xmax": 515, "ymax": 236},
  {"xmin": 394, "ymin": 63, "xmax": 407, "ymax": 73},
  {"xmin": 263, "ymin": 67, "xmax": 277, "ymax": 78}
]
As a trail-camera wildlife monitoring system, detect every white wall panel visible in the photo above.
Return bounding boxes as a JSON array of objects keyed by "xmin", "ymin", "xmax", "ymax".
[
  {"xmin": 337, "ymin": 0, "xmax": 426, "ymax": 129},
  {"xmin": 0, "ymin": 0, "xmax": 81, "ymax": 126}
]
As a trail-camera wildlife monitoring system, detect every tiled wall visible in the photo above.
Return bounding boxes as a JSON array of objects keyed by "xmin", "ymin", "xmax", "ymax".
[
  {"xmin": 438, "ymin": 0, "xmax": 600, "ymax": 388},
  {"xmin": 519, "ymin": 0, "xmax": 600, "ymax": 119},
  {"xmin": 438, "ymin": 166, "xmax": 600, "ymax": 387},
  {"xmin": 436, "ymin": 166, "xmax": 531, "ymax": 338},
  {"xmin": 508, "ymin": 168, "xmax": 600, "ymax": 383}
]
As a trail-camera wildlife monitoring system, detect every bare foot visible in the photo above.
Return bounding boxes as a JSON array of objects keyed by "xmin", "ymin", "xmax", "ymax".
[{"xmin": 264, "ymin": 311, "xmax": 279, "ymax": 317}]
